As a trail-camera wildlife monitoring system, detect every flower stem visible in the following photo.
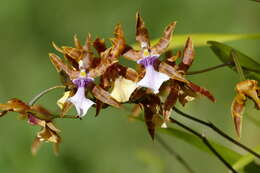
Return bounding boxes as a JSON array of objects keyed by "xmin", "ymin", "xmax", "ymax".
[
  {"xmin": 29, "ymin": 85, "xmax": 65, "ymax": 106},
  {"xmin": 169, "ymin": 117, "xmax": 238, "ymax": 173},
  {"xmin": 156, "ymin": 134, "xmax": 195, "ymax": 173},
  {"xmin": 173, "ymin": 107, "xmax": 260, "ymax": 159},
  {"xmin": 186, "ymin": 62, "xmax": 233, "ymax": 75},
  {"xmin": 231, "ymin": 50, "xmax": 246, "ymax": 81}
]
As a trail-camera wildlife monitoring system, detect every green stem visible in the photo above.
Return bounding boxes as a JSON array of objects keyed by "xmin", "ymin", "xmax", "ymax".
[
  {"xmin": 156, "ymin": 134, "xmax": 195, "ymax": 173},
  {"xmin": 231, "ymin": 50, "xmax": 246, "ymax": 81},
  {"xmin": 187, "ymin": 62, "xmax": 233, "ymax": 75},
  {"xmin": 29, "ymin": 85, "xmax": 65, "ymax": 106}
]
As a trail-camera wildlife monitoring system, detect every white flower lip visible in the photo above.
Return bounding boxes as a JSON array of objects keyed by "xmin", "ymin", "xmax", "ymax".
[
  {"xmin": 67, "ymin": 86, "xmax": 95, "ymax": 117},
  {"xmin": 137, "ymin": 56, "xmax": 169, "ymax": 94},
  {"xmin": 67, "ymin": 76, "xmax": 95, "ymax": 117}
]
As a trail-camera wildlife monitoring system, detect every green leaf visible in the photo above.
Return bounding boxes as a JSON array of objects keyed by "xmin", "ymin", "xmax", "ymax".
[
  {"xmin": 232, "ymin": 145, "xmax": 260, "ymax": 171},
  {"xmin": 133, "ymin": 33, "xmax": 260, "ymax": 50},
  {"xmin": 207, "ymin": 41, "xmax": 260, "ymax": 81},
  {"xmin": 159, "ymin": 127, "xmax": 242, "ymax": 164}
]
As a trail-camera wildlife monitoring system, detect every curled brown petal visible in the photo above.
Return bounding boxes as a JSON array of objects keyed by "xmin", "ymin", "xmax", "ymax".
[
  {"xmin": 52, "ymin": 42, "xmax": 64, "ymax": 54},
  {"xmin": 73, "ymin": 34, "xmax": 83, "ymax": 49},
  {"xmin": 151, "ymin": 21, "xmax": 177, "ymax": 55},
  {"xmin": 236, "ymin": 80, "xmax": 260, "ymax": 109},
  {"xmin": 62, "ymin": 46, "xmax": 83, "ymax": 62}
]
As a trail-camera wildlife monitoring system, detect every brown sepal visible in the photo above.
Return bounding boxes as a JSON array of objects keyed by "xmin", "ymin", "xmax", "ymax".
[
  {"xmin": 158, "ymin": 61, "xmax": 189, "ymax": 83},
  {"xmin": 151, "ymin": 22, "xmax": 176, "ymax": 55},
  {"xmin": 188, "ymin": 82, "xmax": 216, "ymax": 102},
  {"xmin": 136, "ymin": 12, "xmax": 150, "ymax": 48},
  {"xmin": 49, "ymin": 53, "xmax": 79, "ymax": 80},
  {"xmin": 92, "ymin": 85, "xmax": 121, "ymax": 108},
  {"xmin": 178, "ymin": 37, "xmax": 195, "ymax": 73}
]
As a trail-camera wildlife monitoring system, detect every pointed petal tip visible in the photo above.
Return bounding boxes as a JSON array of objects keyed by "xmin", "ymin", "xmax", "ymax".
[{"xmin": 233, "ymin": 115, "xmax": 242, "ymax": 138}]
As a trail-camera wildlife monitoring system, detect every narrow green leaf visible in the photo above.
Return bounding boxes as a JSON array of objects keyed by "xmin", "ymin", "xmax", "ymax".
[
  {"xmin": 208, "ymin": 41, "xmax": 260, "ymax": 81},
  {"xmin": 133, "ymin": 34, "xmax": 260, "ymax": 50},
  {"xmin": 232, "ymin": 145, "xmax": 260, "ymax": 171},
  {"xmin": 159, "ymin": 127, "xmax": 242, "ymax": 164}
]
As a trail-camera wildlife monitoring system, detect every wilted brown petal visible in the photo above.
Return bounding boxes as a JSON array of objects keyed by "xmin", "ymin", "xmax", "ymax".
[
  {"xmin": 151, "ymin": 22, "xmax": 176, "ymax": 55},
  {"xmin": 0, "ymin": 98, "xmax": 30, "ymax": 115},
  {"xmin": 231, "ymin": 94, "xmax": 246, "ymax": 137},
  {"xmin": 236, "ymin": 80, "xmax": 260, "ymax": 109},
  {"xmin": 31, "ymin": 137, "xmax": 41, "ymax": 156}
]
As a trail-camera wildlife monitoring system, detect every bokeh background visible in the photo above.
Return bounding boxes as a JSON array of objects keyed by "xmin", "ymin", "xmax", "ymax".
[{"xmin": 0, "ymin": 0, "xmax": 260, "ymax": 172}]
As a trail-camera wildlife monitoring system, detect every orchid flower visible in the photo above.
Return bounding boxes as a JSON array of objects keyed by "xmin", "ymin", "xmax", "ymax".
[
  {"xmin": 137, "ymin": 54, "xmax": 169, "ymax": 94},
  {"xmin": 123, "ymin": 12, "xmax": 180, "ymax": 94},
  {"xmin": 67, "ymin": 61, "xmax": 95, "ymax": 117}
]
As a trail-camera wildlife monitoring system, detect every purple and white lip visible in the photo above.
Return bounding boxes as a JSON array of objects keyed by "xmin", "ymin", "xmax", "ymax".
[
  {"xmin": 137, "ymin": 56, "xmax": 169, "ymax": 94},
  {"xmin": 67, "ymin": 76, "xmax": 95, "ymax": 117}
]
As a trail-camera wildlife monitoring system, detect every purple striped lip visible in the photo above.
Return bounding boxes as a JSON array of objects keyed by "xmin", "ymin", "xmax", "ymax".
[
  {"xmin": 137, "ymin": 56, "xmax": 158, "ymax": 67},
  {"xmin": 73, "ymin": 77, "xmax": 93, "ymax": 88}
]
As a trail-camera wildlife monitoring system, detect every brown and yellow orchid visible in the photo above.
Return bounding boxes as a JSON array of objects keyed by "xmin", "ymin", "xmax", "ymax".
[{"xmin": 231, "ymin": 79, "xmax": 260, "ymax": 137}]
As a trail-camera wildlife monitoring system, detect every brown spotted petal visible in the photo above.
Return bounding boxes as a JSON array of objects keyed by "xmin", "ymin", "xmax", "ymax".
[
  {"xmin": 123, "ymin": 47, "xmax": 142, "ymax": 61},
  {"xmin": 178, "ymin": 84, "xmax": 197, "ymax": 106},
  {"xmin": 136, "ymin": 12, "xmax": 150, "ymax": 48},
  {"xmin": 188, "ymin": 82, "xmax": 216, "ymax": 102},
  {"xmin": 49, "ymin": 53, "xmax": 79, "ymax": 80},
  {"xmin": 143, "ymin": 105, "xmax": 156, "ymax": 140},
  {"xmin": 81, "ymin": 34, "xmax": 94, "ymax": 69},
  {"xmin": 158, "ymin": 61, "xmax": 189, "ymax": 83},
  {"xmin": 92, "ymin": 85, "xmax": 121, "ymax": 108},
  {"xmin": 109, "ymin": 24, "xmax": 125, "ymax": 60},
  {"xmin": 141, "ymin": 95, "xmax": 162, "ymax": 140},
  {"xmin": 151, "ymin": 22, "xmax": 176, "ymax": 55},
  {"xmin": 164, "ymin": 81, "xmax": 179, "ymax": 111},
  {"xmin": 178, "ymin": 37, "xmax": 195, "ymax": 73}
]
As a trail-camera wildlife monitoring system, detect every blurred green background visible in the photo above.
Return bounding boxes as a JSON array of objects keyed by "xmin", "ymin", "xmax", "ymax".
[{"xmin": 0, "ymin": 0, "xmax": 260, "ymax": 172}]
